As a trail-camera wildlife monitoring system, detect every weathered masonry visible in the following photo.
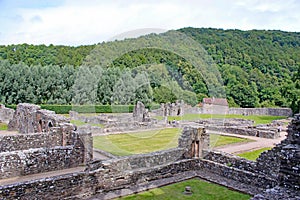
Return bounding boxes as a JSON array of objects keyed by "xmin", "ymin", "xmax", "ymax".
[
  {"xmin": 0, "ymin": 103, "xmax": 92, "ymax": 180},
  {"xmin": 0, "ymin": 104, "xmax": 299, "ymax": 200}
]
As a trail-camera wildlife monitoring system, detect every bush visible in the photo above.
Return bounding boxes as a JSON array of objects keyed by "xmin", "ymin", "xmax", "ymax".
[
  {"xmin": 42, "ymin": 105, "xmax": 135, "ymax": 114},
  {"xmin": 4, "ymin": 104, "xmax": 134, "ymax": 114}
]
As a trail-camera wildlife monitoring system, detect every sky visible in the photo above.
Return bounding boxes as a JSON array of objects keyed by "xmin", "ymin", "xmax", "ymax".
[{"xmin": 0, "ymin": 0, "xmax": 300, "ymax": 46}]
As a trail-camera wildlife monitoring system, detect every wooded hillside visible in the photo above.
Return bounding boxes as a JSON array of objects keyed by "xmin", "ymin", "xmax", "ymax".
[{"xmin": 0, "ymin": 28, "xmax": 299, "ymax": 112}]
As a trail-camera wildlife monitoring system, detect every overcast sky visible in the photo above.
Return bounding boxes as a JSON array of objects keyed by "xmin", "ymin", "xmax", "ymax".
[{"xmin": 0, "ymin": 0, "xmax": 299, "ymax": 46}]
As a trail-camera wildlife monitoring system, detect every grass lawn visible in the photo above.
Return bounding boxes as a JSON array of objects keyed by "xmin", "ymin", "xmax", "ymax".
[
  {"xmin": 237, "ymin": 147, "xmax": 272, "ymax": 161},
  {"xmin": 210, "ymin": 134, "xmax": 252, "ymax": 148},
  {"xmin": 118, "ymin": 178, "xmax": 251, "ymax": 200},
  {"xmin": 155, "ymin": 114, "xmax": 286, "ymax": 125},
  {"xmin": 70, "ymin": 119, "xmax": 104, "ymax": 128},
  {"xmin": 93, "ymin": 128, "xmax": 253, "ymax": 156},
  {"xmin": 0, "ymin": 123, "xmax": 8, "ymax": 131},
  {"xmin": 93, "ymin": 128, "xmax": 181, "ymax": 156}
]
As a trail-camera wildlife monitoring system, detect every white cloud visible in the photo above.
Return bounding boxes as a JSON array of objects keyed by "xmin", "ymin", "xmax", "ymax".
[{"xmin": 0, "ymin": 0, "xmax": 299, "ymax": 45}]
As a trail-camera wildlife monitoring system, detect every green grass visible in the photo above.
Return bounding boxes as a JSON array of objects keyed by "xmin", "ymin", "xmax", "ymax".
[
  {"xmin": 70, "ymin": 119, "xmax": 104, "ymax": 128},
  {"xmin": 237, "ymin": 147, "xmax": 272, "ymax": 161},
  {"xmin": 93, "ymin": 128, "xmax": 253, "ymax": 156},
  {"xmin": 118, "ymin": 178, "xmax": 251, "ymax": 200},
  {"xmin": 155, "ymin": 114, "xmax": 286, "ymax": 125},
  {"xmin": 0, "ymin": 123, "xmax": 8, "ymax": 131},
  {"xmin": 210, "ymin": 134, "xmax": 253, "ymax": 147},
  {"xmin": 93, "ymin": 128, "xmax": 181, "ymax": 156}
]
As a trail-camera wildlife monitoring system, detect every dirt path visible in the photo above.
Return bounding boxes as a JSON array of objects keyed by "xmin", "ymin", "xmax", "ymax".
[{"xmin": 209, "ymin": 130, "xmax": 287, "ymax": 154}]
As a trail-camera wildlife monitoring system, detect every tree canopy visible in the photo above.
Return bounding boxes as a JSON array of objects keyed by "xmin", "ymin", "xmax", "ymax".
[{"xmin": 0, "ymin": 28, "xmax": 299, "ymax": 112}]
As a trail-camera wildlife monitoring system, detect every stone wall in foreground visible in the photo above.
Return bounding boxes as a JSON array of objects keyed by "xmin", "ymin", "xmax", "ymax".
[
  {"xmin": 0, "ymin": 103, "xmax": 93, "ymax": 180},
  {"xmin": 0, "ymin": 131, "xmax": 91, "ymax": 179},
  {"xmin": 0, "ymin": 131, "xmax": 62, "ymax": 153}
]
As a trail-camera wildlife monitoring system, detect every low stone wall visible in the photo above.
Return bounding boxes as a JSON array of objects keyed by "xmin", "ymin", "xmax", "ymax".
[
  {"xmin": 176, "ymin": 106, "xmax": 292, "ymax": 116},
  {"xmin": 0, "ymin": 130, "xmax": 92, "ymax": 180},
  {"xmin": 0, "ymin": 157, "xmax": 279, "ymax": 200},
  {"xmin": 199, "ymin": 159, "xmax": 277, "ymax": 189},
  {"xmin": 88, "ymin": 148, "xmax": 185, "ymax": 171},
  {"xmin": 203, "ymin": 150, "xmax": 257, "ymax": 173},
  {"xmin": 0, "ymin": 145, "xmax": 84, "ymax": 179},
  {"xmin": 229, "ymin": 108, "xmax": 292, "ymax": 116},
  {"xmin": 0, "ymin": 131, "xmax": 62, "ymax": 153},
  {"xmin": 206, "ymin": 125, "xmax": 279, "ymax": 139}
]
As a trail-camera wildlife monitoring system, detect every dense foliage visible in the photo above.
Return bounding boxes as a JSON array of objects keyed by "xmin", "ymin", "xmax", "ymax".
[{"xmin": 0, "ymin": 28, "xmax": 299, "ymax": 112}]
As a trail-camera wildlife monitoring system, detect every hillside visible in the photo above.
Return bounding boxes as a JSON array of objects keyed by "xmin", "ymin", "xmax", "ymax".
[{"xmin": 0, "ymin": 28, "xmax": 299, "ymax": 112}]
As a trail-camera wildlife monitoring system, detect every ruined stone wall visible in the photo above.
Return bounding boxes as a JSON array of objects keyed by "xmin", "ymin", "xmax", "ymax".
[
  {"xmin": 0, "ymin": 119, "xmax": 298, "ymax": 199},
  {"xmin": 8, "ymin": 103, "xmax": 68, "ymax": 134},
  {"xmin": 254, "ymin": 115, "xmax": 300, "ymax": 186},
  {"xmin": 203, "ymin": 150, "xmax": 258, "ymax": 173},
  {"xmin": 229, "ymin": 107, "xmax": 292, "ymax": 116},
  {"xmin": 0, "ymin": 103, "xmax": 93, "ymax": 180},
  {"xmin": 0, "ymin": 131, "xmax": 63, "ymax": 152},
  {"xmin": 0, "ymin": 104, "xmax": 14, "ymax": 123},
  {"xmin": 202, "ymin": 104, "xmax": 229, "ymax": 114},
  {"xmin": 178, "ymin": 126, "xmax": 209, "ymax": 158},
  {"xmin": 88, "ymin": 148, "xmax": 185, "ymax": 171},
  {"xmin": 206, "ymin": 125, "xmax": 279, "ymax": 139},
  {"xmin": 152, "ymin": 100, "xmax": 184, "ymax": 116},
  {"xmin": 276, "ymin": 114, "xmax": 299, "ymax": 190},
  {"xmin": 198, "ymin": 159, "xmax": 277, "ymax": 189},
  {"xmin": 0, "ymin": 146, "xmax": 83, "ymax": 179},
  {"xmin": 154, "ymin": 105, "xmax": 292, "ymax": 116},
  {"xmin": 0, "ymin": 157, "xmax": 279, "ymax": 200},
  {"xmin": 0, "ymin": 131, "xmax": 91, "ymax": 180}
]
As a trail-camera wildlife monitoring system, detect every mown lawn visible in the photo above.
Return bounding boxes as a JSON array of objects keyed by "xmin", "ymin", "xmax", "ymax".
[
  {"xmin": 117, "ymin": 178, "xmax": 251, "ymax": 200},
  {"xmin": 70, "ymin": 119, "xmax": 104, "ymax": 128},
  {"xmin": 237, "ymin": 147, "xmax": 272, "ymax": 161},
  {"xmin": 93, "ymin": 128, "xmax": 252, "ymax": 156},
  {"xmin": 210, "ymin": 134, "xmax": 252, "ymax": 148},
  {"xmin": 0, "ymin": 123, "xmax": 8, "ymax": 131},
  {"xmin": 156, "ymin": 114, "xmax": 286, "ymax": 125}
]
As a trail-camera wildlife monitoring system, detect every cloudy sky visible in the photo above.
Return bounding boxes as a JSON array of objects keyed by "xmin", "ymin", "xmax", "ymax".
[{"xmin": 0, "ymin": 0, "xmax": 299, "ymax": 46}]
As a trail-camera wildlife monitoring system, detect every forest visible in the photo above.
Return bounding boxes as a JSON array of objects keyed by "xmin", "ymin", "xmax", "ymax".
[{"xmin": 0, "ymin": 28, "xmax": 299, "ymax": 112}]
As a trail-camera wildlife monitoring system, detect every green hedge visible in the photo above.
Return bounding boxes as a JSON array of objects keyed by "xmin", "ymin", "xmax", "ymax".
[{"xmin": 4, "ymin": 104, "xmax": 135, "ymax": 114}]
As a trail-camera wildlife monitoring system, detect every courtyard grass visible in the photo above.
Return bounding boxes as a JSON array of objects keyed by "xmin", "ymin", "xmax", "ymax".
[
  {"xmin": 0, "ymin": 123, "xmax": 8, "ymax": 131},
  {"xmin": 70, "ymin": 119, "xmax": 104, "ymax": 128},
  {"xmin": 117, "ymin": 178, "xmax": 251, "ymax": 200},
  {"xmin": 157, "ymin": 114, "xmax": 286, "ymax": 125},
  {"xmin": 93, "ymin": 128, "xmax": 253, "ymax": 156},
  {"xmin": 237, "ymin": 147, "xmax": 272, "ymax": 161},
  {"xmin": 210, "ymin": 134, "xmax": 253, "ymax": 148}
]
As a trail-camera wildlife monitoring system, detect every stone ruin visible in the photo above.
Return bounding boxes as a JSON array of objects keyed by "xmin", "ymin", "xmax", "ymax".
[
  {"xmin": 8, "ymin": 103, "xmax": 69, "ymax": 134},
  {"xmin": 132, "ymin": 101, "xmax": 150, "ymax": 122},
  {"xmin": 0, "ymin": 103, "xmax": 92, "ymax": 180},
  {"xmin": 0, "ymin": 104, "xmax": 299, "ymax": 199},
  {"xmin": 0, "ymin": 104, "xmax": 14, "ymax": 123},
  {"xmin": 70, "ymin": 102, "xmax": 158, "ymax": 134},
  {"xmin": 153, "ymin": 100, "xmax": 185, "ymax": 117},
  {"xmin": 198, "ymin": 118, "xmax": 281, "ymax": 139}
]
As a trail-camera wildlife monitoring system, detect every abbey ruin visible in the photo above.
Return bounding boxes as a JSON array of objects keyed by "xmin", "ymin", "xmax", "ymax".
[{"xmin": 0, "ymin": 103, "xmax": 299, "ymax": 199}]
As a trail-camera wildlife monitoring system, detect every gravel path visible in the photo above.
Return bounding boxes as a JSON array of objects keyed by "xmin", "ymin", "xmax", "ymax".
[{"xmin": 210, "ymin": 130, "xmax": 287, "ymax": 154}]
